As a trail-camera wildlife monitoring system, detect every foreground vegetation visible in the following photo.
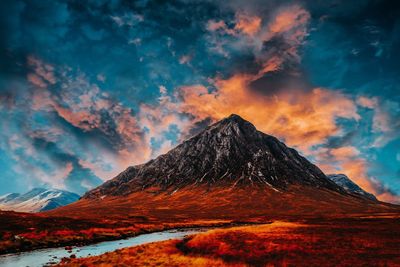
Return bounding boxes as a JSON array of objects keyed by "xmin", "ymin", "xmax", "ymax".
[
  {"xmin": 0, "ymin": 210, "xmax": 234, "ymax": 254},
  {"xmin": 58, "ymin": 217, "xmax": 400, "ymax": 267},
  {"xmin": 1, "ymin": 185, "xmax": 399, "ymax": 257}
]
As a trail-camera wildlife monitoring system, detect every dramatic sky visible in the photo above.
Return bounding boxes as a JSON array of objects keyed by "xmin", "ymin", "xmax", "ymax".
[{"xmin": 0, "ymin": 0, "xmax": 399, "ymax": 203}]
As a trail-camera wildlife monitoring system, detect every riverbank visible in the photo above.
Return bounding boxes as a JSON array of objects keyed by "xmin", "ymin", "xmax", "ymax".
[
  {"xmin": 0, "ymin": 210, "xmax": 261, "ymax": 255},
  {"xmin": 0, "ymin": 227, "xmax": 214, "ymax": 267},
  {"xmin": 58, "ymin": 217, "xmax": 400, "ymax": 267}
]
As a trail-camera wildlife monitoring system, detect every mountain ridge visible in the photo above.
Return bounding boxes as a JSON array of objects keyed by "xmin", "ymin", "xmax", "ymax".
[
  {"xmin": 84, "ymin": 114, "xmax": 346, "ymax": 199},
  {"xmin": 49, "ymin": 115, "xmax": 399, "ymax": 222},
  {"xmin": 327, "ymin": 174, "xmax": 377, "ymax": 201},
  {"xmin": 0, "ymin": 188, "xmax": 80, "ymax": 213}
]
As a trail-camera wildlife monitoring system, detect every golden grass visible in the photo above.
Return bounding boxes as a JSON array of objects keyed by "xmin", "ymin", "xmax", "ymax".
[
  {"xmin": 58, "ymin": 218, "xmax": 400, "ymax": 267},
  {"xmin": 2, "ymin": 184, "xmax": 399, "ymax": 255}
]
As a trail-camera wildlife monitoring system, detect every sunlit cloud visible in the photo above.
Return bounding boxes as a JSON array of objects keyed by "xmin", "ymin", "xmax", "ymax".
[{"xmin": 234, "ymin": 13, "xmax": 262, "ymax": 36}]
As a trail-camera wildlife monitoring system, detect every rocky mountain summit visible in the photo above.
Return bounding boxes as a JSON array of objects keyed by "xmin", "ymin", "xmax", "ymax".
[{"xmin": 84, "ymin": 114, "xmax": 346, "ymax": 199}]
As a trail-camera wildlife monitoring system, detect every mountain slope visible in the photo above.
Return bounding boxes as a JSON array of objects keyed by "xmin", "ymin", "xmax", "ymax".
[
  {"xmin": 50, "ymin": 114, "xmax": 393, "ymax": 221},
  {"xmin": 0, "ymin": 188, "xmax": 80, "ymax": 213},
  {"xmin": 0, "ymin": 193, "xmax": 21, "ymax": 204},
  {"xmin": 327, "ymin": 174, "xmax": 377, "ymax": 201},
  {"xmin": 84, "ymin": 114, "xmax": 343, "ymax": 199}
]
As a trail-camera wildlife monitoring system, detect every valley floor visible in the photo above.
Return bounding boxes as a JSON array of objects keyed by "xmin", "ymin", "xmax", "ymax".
[
  {"xmin": 1, "ymin": 185, "xmax": 400, "ymax": 256},
  {"xmin": 58, "ymin": 217, "xmax": 400, "ymax": 267},
  {"xmin": 0, "ymin": 210, "xmax": 238, "ymax": 255}
]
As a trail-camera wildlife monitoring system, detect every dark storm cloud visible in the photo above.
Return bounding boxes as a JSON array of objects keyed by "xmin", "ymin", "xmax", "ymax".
[
  {"xmin": 248, "ymin": 34, "xmax": 312, "ymax": 95},
  {"xmin": 249, "ymin": 69, "xmax": 311, "ymax": 96}
]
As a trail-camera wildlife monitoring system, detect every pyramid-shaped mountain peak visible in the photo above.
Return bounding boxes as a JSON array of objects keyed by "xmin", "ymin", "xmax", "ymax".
[
  {"xmin": 212, "ymin": 114, "xmax": 255, "ymax": 129},
  {"xmin": 223, "ymin": 113, "xmax": 248, "ymax": 123},
  {"xmin": 199, "ymin": 114, "xmax": 263, "ymax": 146},
  {"xmin": 83, "ymin": 115, "xmax": 342, "ymax": 198}
]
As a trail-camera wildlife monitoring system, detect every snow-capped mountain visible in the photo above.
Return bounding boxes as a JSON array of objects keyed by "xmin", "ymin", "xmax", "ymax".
[
  {"xmin": 0, "ymin": 188, "xmax": 80, "ymax": 213},
  {"xmin": 327, "ymin": 174, "xmax": 377, "ymax": 201},
  {"xmin": 0, "ymin": 193, "xmax": 21, "ymax": 204}
]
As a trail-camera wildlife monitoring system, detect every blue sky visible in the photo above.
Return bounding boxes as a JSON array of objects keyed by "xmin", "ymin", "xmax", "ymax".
[{"xmin": 0, "ymin": 0, "xmax": 399, "ymax": 202}]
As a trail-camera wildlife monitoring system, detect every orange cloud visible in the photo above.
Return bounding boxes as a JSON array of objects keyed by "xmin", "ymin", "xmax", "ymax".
[
  {"xmin": 264, "ymin": 4, "xmax": 310, "ymax": 54},
  {"xmin": 174, "ymin": 63, "xmax": 398, "ymax": 203},
  {"xmin": 27, "ymin": 73, "xmax": 47, "ymax": 88},
  {"xmin": 234, "ymin": 13, "xmax": 262, "ymax": 36},
  {"xmin": 27, "ymin": 56, "xmax": 56, "ymax": 87},
  {"xmin": 314, "ymin": 145, "xmax": 399, "ymax": 203},
  {"xmin": 329, "ymin": 146, "xmax": 360, "ymax": 161},
  {"xmin": 340, "ymin": 159, "xmax": 398, "ymax": 203},
  {"xmin": 357, "ymin": 96, "xmax": 377, "ymax": 109},
  {"xmin": 206, "ymin": 20, "xmax": 227, "ymax": 32},
  {"xmin": 179, "ymin": 74, "xmax": 359, "ymax": 152},
  {"xmin": 268, "ymin": 5, "xmax": 310, "ymax": 34},
  {"xmin": 53, "ymin": 103, "xmax": 101, "ymax": 131}
]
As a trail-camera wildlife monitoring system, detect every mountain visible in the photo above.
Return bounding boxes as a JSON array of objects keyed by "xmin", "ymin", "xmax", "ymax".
[
  {"xmin": 0, "ymin": 193, "xmax": 21, "ymax": 204},
  {"xmin": 0, "ymin": 188, "xmax": 80, "ymax": 213},
  {"xmin": 50, "ymin": 114, "xmax": 390, "ymax": 221},
  {"xmin": 84, "ymin": 114, "xmax": 343, "ymax": 199},
  {"xmin": 327, "ymin": 174, "xmax": 377, "ymax": 201}
]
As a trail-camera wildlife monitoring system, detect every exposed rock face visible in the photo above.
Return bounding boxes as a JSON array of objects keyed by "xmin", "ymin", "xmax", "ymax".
[
  {"xmin": 327, "ymin": 174, "xmax": 377, "ymax": 201},
  {"xmin": 84, "ymin": 114, "xmax": 344, "ymax": 199}
]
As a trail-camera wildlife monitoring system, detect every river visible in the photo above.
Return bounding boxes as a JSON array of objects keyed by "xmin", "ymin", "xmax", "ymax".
[{"xmin": 0, "ymin": 228, "xmax": 209, "ymax": 267}]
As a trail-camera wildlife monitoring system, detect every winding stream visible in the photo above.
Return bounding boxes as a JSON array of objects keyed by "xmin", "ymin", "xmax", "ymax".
[{"xmin": 0, "ymin": 228, "xmax": 210, "ymax": 267}]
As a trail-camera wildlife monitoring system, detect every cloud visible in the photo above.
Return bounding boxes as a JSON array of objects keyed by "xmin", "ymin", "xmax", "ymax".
[
  {"xmin": 206, "ymin": 13, "xmax": 262, "ymax": 38},
  {"xmin": 206, "ymin": 20, "xmax": 229, "ymax": 32},
  {"xmin": 258, "ymin": 4, "xmax": 310, "ymax": 64},
  {"xmin": 178, "ymin": 74, "xmax": 359, "ymax": 152},
  {"xmin": 138, "ymin": 88, "xmax": 191, "ymax": 157},
  {"xmin": 30, "ymin": 66, "xmax": 146, "ymax": 152},
  {"xmin": 357, "ymin": 96, "xmax": 378, "ymax": 109},
  {"xmin": 3, "ymin": 132, "xmax": 74, "ymax": 190},
  {"xmin": 23, "ymin": 57, "xmax": 194, "ymax": 187},
  {"xmin": 372, "ymin": 107, "xmax": 392, "ymax": 133},
  {"xmin": 329, "ymin": 146, "xmax": 360, "ymax": 160},
  {"xmin": 313, "ymin": 145, "xmax": 399, "ymax": 203},
  {"xmin": 267, "ymin": 5, "xmax": 310, "ymax": 36},
  {"xmin": 27, "ymin": 56, "xmax": 56, "ymax": 88},
  {"xmin": 23, "ymin": 57, "xmax": 154, "ymax": 186},
  {"xmin": 174, "ymin": 72, "xmax": 400, "ymax": 202},
  {"xmin": 340, "ymin": 158, "xmax": 399, "ymax": 203},
  {"xmin": 205, "ymin": 4, "xmax": 310, "ymax": 67},
  {"xmin": 357, "ymin": 97, "xmax": 400, "ymax": 148},
  {"xmin": 234, "ymin": 13, "xmax": 262, "ymax": 36},
  {"xmin": 110, "ymin": 13, "xmax": 144, "ymax": 27},
  {"xmin": 1, "ymin": 0, "xmax": 398, "ymax": 201},
  {"xmin": 165, "ymin": 4, "xmax": 399, "ymax": 204},
  {"xmin": 179, "ymin": 54, "xmax": 192, "ymax": 65}
]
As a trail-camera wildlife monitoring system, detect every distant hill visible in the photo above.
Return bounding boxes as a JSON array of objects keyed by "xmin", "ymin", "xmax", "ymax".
[
  {"xmin": 327, "ymin": 174, "xmax": 377, "ymax": 201},
  {"xmin": 0, "ymin": 188, "xmax": 80, "ymax": 213}
]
